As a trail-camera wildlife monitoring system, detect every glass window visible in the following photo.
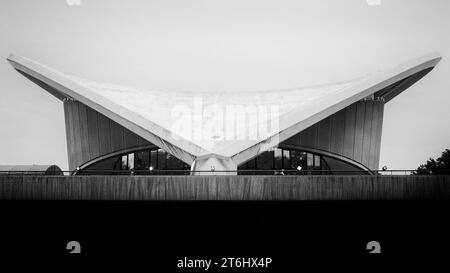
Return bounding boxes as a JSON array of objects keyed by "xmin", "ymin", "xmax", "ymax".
[
  {"xmin": 167, "ymin": 153, "xmax": 183, "ymax": 172},
  {"xmin": 247, "ymin": 158, "xmax": 255, "ymax": 169},
  {"xmin": 77, "ymin": 147, "xmax": 368, "ymax": 176},
  {"xmin": 128, "ymin": 153, "xmax": 134, "ymax": 170},
  {"xmin": 121, "ymin": 155, "xmax": 128, "ymax": 170},
  {"xmin": 237, "ymin": 158, "xmax": 255, "ymax": 175},
  {"xmin": 274, "ymin": 148, "xmax": 282, "ymax": 170},
  {"xmin": 236, "ymin": 148, "xmax": 368, "ymax": 176},
  {"xmin": 321, "ymin": 156, "xmax": 366, "ymax": 175},
  {"xmin": 257, "ymin": 150, "xmax": 274, "ymax": 175},
  {"xmin": 157, "ymin": 149, "xmax": 166, "ymax": 169},
  {"xmin": 77, "ymin": 148, "xmax": 190, "ymax": 175},
  {"xmin": 283, "ymin": 149, "xmax": 290, "ymax": 169},
  {"xmin": 247, "ymin": 158, "xmax": 256, "ymax": 175},
  {"xmin": 134, "ymin": 150, "xmax": 150, "ymax": 174},
  {"xmin": 300, "ymin": 152, "xmax": 307, "ymax": 169},
  {"xmin": 290, "ymin": 150, "xmax": 304, "ymax": 171},
  {"xmin": 80, "ymin": 155, "xmax": 122, "ymax": 175},
  {"xmin": 134, "ymin": 150, "xmax": 149, "ymax": 170},
  {"xmin": 165, "ymin": 151, "xmax": 190, "ymax": 174},
  {"xmin": 314, "ymin": 155, "xmax": 321, "ymax": 170},
  {"xmin": 307, "ymin": 153, "xmax": 314, "ymax": 169},
  {"xmin": 150, "ymin": 149, "xmax": 158, "ymax": 170}
]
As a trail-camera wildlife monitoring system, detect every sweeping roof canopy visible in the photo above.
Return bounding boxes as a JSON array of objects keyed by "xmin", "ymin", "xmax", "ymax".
[{"xmin": 7, "ymin": 53, "xmax": 441, "ymax": 165}]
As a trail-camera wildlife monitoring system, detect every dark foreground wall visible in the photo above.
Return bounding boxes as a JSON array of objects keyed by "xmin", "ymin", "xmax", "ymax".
[{"xmin": 1, "ymin": 175, "xmax": 449, "ymax": 200}]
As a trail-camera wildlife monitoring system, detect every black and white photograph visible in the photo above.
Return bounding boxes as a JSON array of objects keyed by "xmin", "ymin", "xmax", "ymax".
[{"xmin": 0, "ymin": 0, "xmax": 449, "ymax": 270}]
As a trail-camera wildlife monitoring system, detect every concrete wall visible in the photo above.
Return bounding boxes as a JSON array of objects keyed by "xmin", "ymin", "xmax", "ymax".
[
  {"xmin": 282, "ymin": 100, "xmax": 384, "ymax": 170},
  {"xmin": 1, "ymin": 175, "xmax": 449, "ymax": 200},
  {"xmin": 64, "ymin": 99, "xmax": 384, "ymax": 171},
  {"xmin": 64, "ymin": 100, "xmax": 151, "ymax": 170}
]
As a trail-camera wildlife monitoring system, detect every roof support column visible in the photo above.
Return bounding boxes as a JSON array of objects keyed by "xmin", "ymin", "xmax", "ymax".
[{"xmin": 191, "ymin": 156, "xmax": 237, "ymax": 175}]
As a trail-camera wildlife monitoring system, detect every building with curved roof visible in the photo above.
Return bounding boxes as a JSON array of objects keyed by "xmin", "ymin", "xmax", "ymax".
[
  {"xmin": 7, "ymin": 53, "xmax": 441, "ymax": 175},
  {"xmin": 0, "ymin": 165, "xmax": 63, "ymax": 176}
]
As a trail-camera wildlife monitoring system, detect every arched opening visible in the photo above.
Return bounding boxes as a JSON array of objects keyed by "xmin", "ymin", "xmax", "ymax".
[
  {"xmin": 75, "ymin": 147, "xmax": 190, "ymax": 175},
  {"xmin": 237, "ymin": 147, "xmax": 372, "ymax": 175}
]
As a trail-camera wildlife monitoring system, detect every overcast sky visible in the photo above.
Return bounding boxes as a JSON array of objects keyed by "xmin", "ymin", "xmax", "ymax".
[{"xmin": 0, "ymin": 0, "xmax": 449, "ymax": 170}]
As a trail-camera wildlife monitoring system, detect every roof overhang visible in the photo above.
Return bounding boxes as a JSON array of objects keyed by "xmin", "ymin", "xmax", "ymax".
[
  {"xmin": 7, "ymin": 53, "xmax": 441, "ymax": 167},
  {"xmin": 232, "ymin": 53, "xmax": 441, "ymax": 165}
]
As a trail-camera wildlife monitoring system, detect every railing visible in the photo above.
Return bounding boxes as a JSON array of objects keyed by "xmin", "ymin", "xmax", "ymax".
[{"xmin": 1, "ymin": 169, "xmax": 450, "ymax": 176}]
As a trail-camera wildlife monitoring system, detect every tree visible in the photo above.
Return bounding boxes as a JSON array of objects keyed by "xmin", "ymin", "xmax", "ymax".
[{"xmin": 414, "ymin": 149, "xmax": 450, "ymax": 175}]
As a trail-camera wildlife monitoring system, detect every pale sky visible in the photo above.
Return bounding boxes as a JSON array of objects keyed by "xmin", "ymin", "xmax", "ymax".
[{"xmin": 0, "ymin": 0, "xmax": 449, "ymax": 171}]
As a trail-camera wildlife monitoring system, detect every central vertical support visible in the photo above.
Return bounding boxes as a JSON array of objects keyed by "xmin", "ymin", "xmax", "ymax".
[{"xmin": 191, "ymin": 156, "xmax": 237, "ymax": 175}]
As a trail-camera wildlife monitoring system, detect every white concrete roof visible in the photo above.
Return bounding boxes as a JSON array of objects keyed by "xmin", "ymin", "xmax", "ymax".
[{"xmin": 7, "ymin": 53, "xmax": 441, "ymax": 166}]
